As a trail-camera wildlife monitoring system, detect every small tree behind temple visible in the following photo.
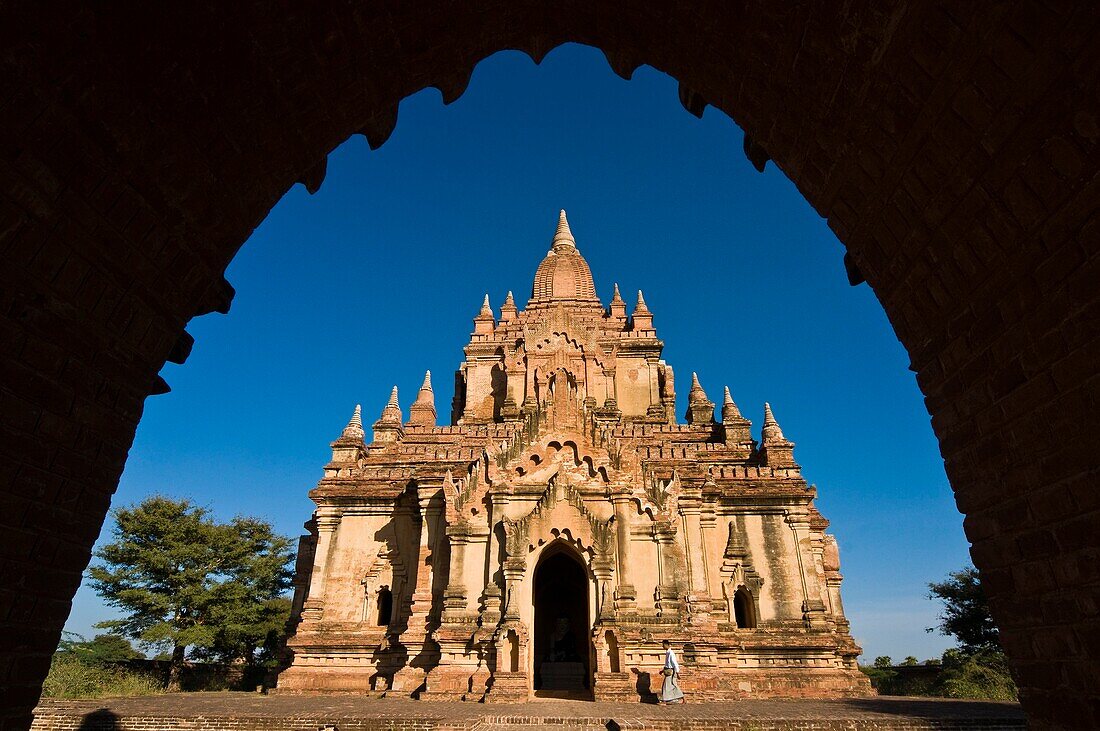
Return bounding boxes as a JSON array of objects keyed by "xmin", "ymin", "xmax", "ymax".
[
  {"xmin": 88, "ymin": 496, "xmax": 294, "ymax": 688},
  {"xmin": 927, "ymin": 566, "xmax": 999, "ymax": 652},
  {"xmin": 59, "ymin": 633, "xmax": 143, "ymax": 665},
  {"xmin": 927, "ymin": 565, "xmax": 1016, "ymax": 700}
]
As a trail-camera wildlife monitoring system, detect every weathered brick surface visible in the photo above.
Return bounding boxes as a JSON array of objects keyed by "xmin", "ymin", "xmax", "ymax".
[
  {"xmin": 28, "ymin": 695, "xmax": 1025, "ymax": 731},
  {"xmin": 0, "ymin": 2, "xmax": 1097, "ymax": 730}
]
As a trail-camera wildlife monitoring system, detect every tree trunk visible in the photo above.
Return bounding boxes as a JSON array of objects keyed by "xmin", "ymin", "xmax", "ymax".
[{"xmin": 167, "ymin": 643, "xmax": 185, "ymax": 691}]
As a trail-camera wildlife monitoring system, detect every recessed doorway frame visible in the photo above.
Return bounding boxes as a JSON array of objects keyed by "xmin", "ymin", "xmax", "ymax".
[{"xmin": 526, "ymin": 537, "xmax": 596, "ymax": 699}]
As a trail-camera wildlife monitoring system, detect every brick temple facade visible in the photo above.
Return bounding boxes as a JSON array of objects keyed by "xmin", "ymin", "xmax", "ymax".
[{"xmin": 277, "ymin": 211, "xmax": 871, "ymax": 701}]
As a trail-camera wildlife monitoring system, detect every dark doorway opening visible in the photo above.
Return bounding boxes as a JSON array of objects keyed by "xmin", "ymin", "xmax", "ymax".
[
  {"xmin": 734, "ymin": 587, "xmax": 756, "ymax": 629},
  {"xmin": 533, "ymin": 545, "xmax": 591, "ymax": 697},
  {"xmin": 376, "ymin": 586, "xmax": 393, "ymax": 626}
]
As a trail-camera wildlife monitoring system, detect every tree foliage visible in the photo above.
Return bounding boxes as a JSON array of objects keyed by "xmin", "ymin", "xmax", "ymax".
[
  {"xmin": 937, "ymin": 647, "xmax": 1017, "ymax": 701},
  {"xmin": 862, "ymin": 566, "xmax": 1017, "ymax": 701},
  {"xmin": 87, "ymin": 496, "xmax": 294, "ymax": 683},
  {"xmin": 927, "ymin": 565, "xmax": 1000, "ymax": 652},
  {"xmin": 927, "ymin": 565, "xmax": 1016, "ymax": 700},
  {"xmin": 58, "ymin": 632, "xmax": 143, "ymax": 665},
  {"xmin": 189, "ymin": 596, "xmax": 292, "ymax": 667}
]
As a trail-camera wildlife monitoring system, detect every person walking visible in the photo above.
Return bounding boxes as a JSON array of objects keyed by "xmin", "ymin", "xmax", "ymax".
[{"xmin": 658, "ymin": 639, "xmax": 684, "ymax": 704}]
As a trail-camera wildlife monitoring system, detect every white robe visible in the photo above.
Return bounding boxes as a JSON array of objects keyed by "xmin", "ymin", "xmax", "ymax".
[{"xmin": 660, "ymin": 648, "xmax": 684, "ymax": 702}]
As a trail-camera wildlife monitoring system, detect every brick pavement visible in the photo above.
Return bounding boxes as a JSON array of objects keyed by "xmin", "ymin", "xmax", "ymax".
[{"xmin": 31, "ymin": 693, "xmax": 1025, "ymax": 730}]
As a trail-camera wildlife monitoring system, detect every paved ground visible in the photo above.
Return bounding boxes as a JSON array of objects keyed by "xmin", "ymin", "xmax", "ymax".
[{"xmin": 32, "ymin": 693, "xmax": 1027, "ymax": 730}]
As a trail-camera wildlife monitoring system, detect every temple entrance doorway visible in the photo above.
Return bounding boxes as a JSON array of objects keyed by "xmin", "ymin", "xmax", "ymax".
[{"xmin": 532, "ymin": 544, "xmax": 591, "ymax": 698}]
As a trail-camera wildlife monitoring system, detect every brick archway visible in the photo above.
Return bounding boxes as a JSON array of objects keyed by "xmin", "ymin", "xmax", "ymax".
[
  {"xmin": 1, "ymin": 3, "xmax": 1096, "ymax": 729},
  {"xmin": 532, "ymin": 541, "xmax": 593, "ymax": 695}
]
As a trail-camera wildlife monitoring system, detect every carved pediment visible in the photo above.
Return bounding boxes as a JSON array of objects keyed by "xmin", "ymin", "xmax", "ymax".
[
  {"xmin": 636, "ymin": 469, "xmax": 681, "ymax": 519},
  {"xmin": 512, "ymin": 439, "xmax": 611, "ymax": 485},
  {"xmin": 720, "ymin": 520, "xmax": 764, "ymax": 593}
]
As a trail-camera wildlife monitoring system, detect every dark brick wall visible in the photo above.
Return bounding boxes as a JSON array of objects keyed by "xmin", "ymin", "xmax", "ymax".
[{"xmin": 1, "ymin": 2, "xmax": 1096, "ymax": 729}]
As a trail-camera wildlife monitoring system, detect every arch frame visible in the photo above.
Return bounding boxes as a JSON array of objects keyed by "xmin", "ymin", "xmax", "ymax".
[
  {"xmin": 0, "ymin": 3, "xmax": 1096, "ymax": 728},
  {"xmin": 526, "ymin": 536, "xmax": 597, "ymax": 695}
]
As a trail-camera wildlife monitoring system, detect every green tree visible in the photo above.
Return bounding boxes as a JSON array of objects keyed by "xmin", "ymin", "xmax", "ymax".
[
  {"xmin": 60, "ymin": 633, "xmax": 143, "ymax": 665},
  {"xmin": 88, "ymin": 496, "xmax": 294, "ymax": 688},
  {"xmin": 927, "ymin": 566, "xmax": 999, "ymax": 652},
  {"xmin": 873, "ymin": 655, "xmax": 893, "ymax": 669},
  {"xmin": 937, "ymin": 647, "xmax": 1017, "ymax": 700},
  {"xmin": 928, "ymin": 566, "xmax": 1017, "ymax": 700},
  {"xmin": 902, "ymin": 655, "xmax": 918, "ymax": 666},
  {"xmin": 191, "ymin": 596, "xmax": 292, "ymax": 669}
]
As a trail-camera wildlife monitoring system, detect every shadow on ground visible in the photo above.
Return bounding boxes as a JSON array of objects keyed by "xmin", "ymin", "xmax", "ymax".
[
  {"xmin": 842, "ymin": 697, "xmax": 1024, "ymax": 719},
  {"xmin": 77, "ymin": 708, "xmax": 120, "ymax": 730}
]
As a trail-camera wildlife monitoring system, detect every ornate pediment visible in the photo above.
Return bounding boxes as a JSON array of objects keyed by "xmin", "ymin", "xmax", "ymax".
[
  {"xmin": 512, "ymin": 439, "xmax": 611, "ymax": 485},
  {"xmin": 720, "ymin": 520, "xmax": 764, "ymax": 593}
]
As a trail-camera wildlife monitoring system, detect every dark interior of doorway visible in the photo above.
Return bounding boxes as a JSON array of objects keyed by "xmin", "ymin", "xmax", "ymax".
[{"xmin": 533, "ymin": 548, "xmax": 591, "ymax": 698}]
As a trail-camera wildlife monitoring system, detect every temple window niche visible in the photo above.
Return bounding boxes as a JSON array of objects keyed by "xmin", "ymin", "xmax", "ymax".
[
  {"xmin": 507, "ymin": 630, "xmax": 520, "ymax": 672},
  {"xmin": 376, "ymin": 586, "xmax": 393, "ymax": 627},
  {"xmin": 734, "ymin": 587, "xmax": 757, "ymax": 629}
]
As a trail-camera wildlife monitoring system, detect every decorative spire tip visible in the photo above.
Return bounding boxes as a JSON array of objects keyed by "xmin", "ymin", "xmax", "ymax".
[
  {"xmin": 342, "ymin": 403, "xmax": 365, "ymax": 438},
  {"xmin": 762, "ymin": 401, "xmax": 786, "ymax": 440},
  {"xmin": 479, "ymin": 293, "xmax": 493, "ymax": 317},
  {"xmin": 552, "ymin": 209, "xmax": 576, "ymax": 249}
]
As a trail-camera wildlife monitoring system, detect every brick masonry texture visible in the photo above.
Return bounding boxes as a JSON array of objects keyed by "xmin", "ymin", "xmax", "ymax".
[
  {"xmin": 0, "ymin": 2, "xmax": 1097, "ymax": 730},
  {"xmin": 276, "ymin": 213, "xmax": 869, "ymax": 700},
  {"xmin": 29, "ymin": 695, "xmax": 1026, "ymax": 731}
]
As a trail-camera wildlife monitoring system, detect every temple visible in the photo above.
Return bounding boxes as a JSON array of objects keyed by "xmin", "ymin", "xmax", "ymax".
[{"xmin": 278, "ymin": 211, "xmax": 871, "ymax": 700}]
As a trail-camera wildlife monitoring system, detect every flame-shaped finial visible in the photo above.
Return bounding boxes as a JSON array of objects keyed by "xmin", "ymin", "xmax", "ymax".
[
  {"xmin": 689, "ymin": 372, "xmax": 709, "ymax": 403},
  {"xmin": 552, "ymin": 209, "xmax": 576, "ymax": 250},
  {"xmin": 342, "ymin": 404, "xmax": 364, "ymax": 439},
  {"xmin": 762, "ymin": 401, "xmax": 785, "ymax": 441},
  {"xmin": 722, "ymin": 386, "xmax": 743, "ymax": 421}
]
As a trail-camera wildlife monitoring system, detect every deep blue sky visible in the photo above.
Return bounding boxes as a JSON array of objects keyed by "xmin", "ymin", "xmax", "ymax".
[{"xmin": 66, "ymin": 45, "xmax": 971, "ymax": 662}]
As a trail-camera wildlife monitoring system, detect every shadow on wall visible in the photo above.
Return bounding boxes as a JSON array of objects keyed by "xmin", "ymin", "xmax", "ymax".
[
  {"xmin": 632, "ymin": 668, "xmax": 657, "ymax": 704},
  {"xmin": 78, "ymin": 709, "xmax": 120, "ymax": 730}
]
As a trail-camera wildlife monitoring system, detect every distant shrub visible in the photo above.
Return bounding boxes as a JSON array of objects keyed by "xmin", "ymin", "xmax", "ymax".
[
  {"xmin": 41, "ymin": 654, "xmax": 163, "ymax": 699},
  {"xmin": 57, "ymin": 632, "xmax": 143, "ymax": 665},
  {"xmin": 937, "ymin": 649, "xmax": 1017, "ymax": 701},
  {"xmin": 860, "ymin": 649, "xmax": 1017, "ymax": 701},
  {"xmin": 860, "ymin": 664, "xmax": 936, "ymax": 696}
]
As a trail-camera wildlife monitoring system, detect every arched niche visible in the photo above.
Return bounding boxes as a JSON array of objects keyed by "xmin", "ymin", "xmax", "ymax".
[{"xmin": 532, "ymin": 541, "xmax": 593, "ymax": 694}]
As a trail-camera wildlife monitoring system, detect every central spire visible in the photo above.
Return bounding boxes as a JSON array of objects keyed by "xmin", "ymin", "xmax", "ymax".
[
  {"xmin": 531, "ymin": 208, "xmax": 599, "ymax": 303},
  {"xmin": 552, "ymin": 209, "xmax": 576, "ymax": 250}
]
